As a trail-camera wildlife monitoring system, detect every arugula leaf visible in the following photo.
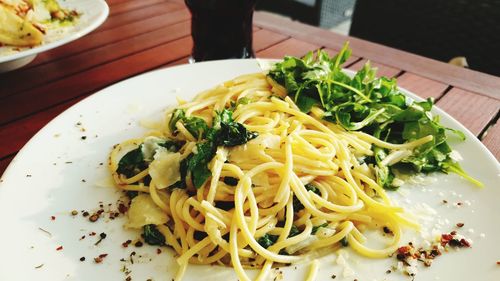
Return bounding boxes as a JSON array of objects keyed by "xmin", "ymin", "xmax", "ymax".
[
  {"xmin": 257, "ymin": 226, "xmax": 299, "ymax": 249},
  {"xmin": 295, "ymin": 92, "xmax": 318, "ymax": 113},
  {"xmin": 442, "ymin": 159, "xmax": 484, "ymax": 187},
  {"xmin": 213, "ymin": 109, "xmax": 258, "ymax": 146},
  {"xmin": 229, "ymin": 97, "xmax": 251, "ymax": 111},
  {"xmin": 340, "ymin": 237, "xmax": 349, "ymax": 247},
  {"xmin": 311, "ymin": 223, "xmax": 328, "ymax": 235},
  {"xmin": 126, "ymin": 190, "xmax": 138, "ymax": 199},
  {"xmin": 289, "ymin": 224, "xmax": 300, "ymax": 237},
  {"xmin": 293, "ymin": 183, "xmax": 321, "ymax": 211},
  {"xmin": 268, "ymin": 42, "xmax": 481, "ymax": 188},
  {"xmin": 373, "ymin": 143, "xmax": 397, "ymax": 190},
  {"xmin": 183, "ymin": 116, "xmax": 209, "ymax": 139},
  {"xmin": 143, "ymin": 224, "xmax": 166, "ymax": 246},
  {"xmin": 223, "ymin": 176, "xmax": 239, "ymax": 186},
  {"xmin": 257, "ymin": 233, "xmax": 279, "ymax": 249},
  {"xmin": 169, "ymin": 109, "xmax": 185, "ymax": 133},
  {"xmin": 168, "ymin": 109, "xmax": 209, "ymax": 139}
]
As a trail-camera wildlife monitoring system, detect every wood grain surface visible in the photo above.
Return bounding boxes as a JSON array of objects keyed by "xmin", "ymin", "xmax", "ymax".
[{"xmin": 0, "ymin": 0, "xmax": 498, "ymax": 176}]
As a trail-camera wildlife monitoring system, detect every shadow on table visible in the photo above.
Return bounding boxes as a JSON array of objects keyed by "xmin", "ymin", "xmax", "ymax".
[{"xmin": 349, "ymin": 0, "xmax": 500, "ymax": 76}]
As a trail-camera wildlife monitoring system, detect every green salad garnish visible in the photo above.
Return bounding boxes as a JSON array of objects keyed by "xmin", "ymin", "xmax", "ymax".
[{"xmin": 268, "ymin": 42, "xmax": 482, "ymax": 189}]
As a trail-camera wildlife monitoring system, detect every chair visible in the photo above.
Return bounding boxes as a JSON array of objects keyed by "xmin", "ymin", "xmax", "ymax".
[
  {"xmin": 349, "ymin": 0, "xmax": 500, "ymax": 76},
  {"xmin": 256, "ymin": 0, "xmax": 356, "ymax": 28}
]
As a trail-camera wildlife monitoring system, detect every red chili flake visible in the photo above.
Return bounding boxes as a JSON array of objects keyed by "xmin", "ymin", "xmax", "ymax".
[
  {"xmin": 134, "ymin": 241, "xmax": 143, "ymax": 247},
  {"xmin": 429, "ymin": 248, "xmax": 441, "ymax": 257},
  {"xmin": 442, "ymin": 200, "xmax": 448, "ymax": 204},
  {"xmin": 497, "ymin": 261, "xmax": 500, "ymax": 265},
  {"xmin": 80, "ymin": 235, "xmax": 86, "ymax": 240},
  {"xmin": 441, "ymin": 233, "xmax": 453, "ymax": 241},
  {"xmin": 450, "ymin": 231, "xmax": 457, "ymax": 235},
  {"xmin": 56, "ymin": 246, "xmax": 63, "ymax": 251},
  {"xmin": 51, "ymin": 216, "xmax": 56, "ymax": 220},
  {"xmin": 457, "ymin": 202, "xmax": 463, "ymax": 206},
  {"xmin": 89, "ymin": 232, "xmax": 96, "ymax": 236},
  {"xmin": 80, "ymin": 257, "xmax": 85, "ymax": 262},
  {"xmin": 89, "ymin": 213, "xmax": 99, "ymax": 222},
  {"xmin": 157, "ymin": 248, "xmax": 162, "ymax": 254},
  {"xmin": 94, "ymin": 254, "xmax": 108, "ymax": 263},
  {"xmin": 383, "ymin": 226, "xmax": 393, "ymax": 235},
  {"xmin": 82, "ymin": 211, "xmax": 89, "ymax": 217},
  {"xmin": 460, "ymin": 239, "xmax": 471, "ymax": 248},
  {"xmin": 118, "ymin": 203, "xmax": 128, "ymax": 214},
  {"xmin": 456, "ymin": 223, "xmax": 465, "ymax": 228},
  {"xmin": 122, "ymin": 240, "xmax": 132, "ymax": 248},
  {"xmin": 397, "ymin": 246, "xmax": 411, "ymax": 254}
]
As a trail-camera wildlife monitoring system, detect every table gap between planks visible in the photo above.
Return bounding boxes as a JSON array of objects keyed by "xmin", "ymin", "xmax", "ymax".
[{"xmin": 0, "ymin": 0, "xmax": 499, "ymax": 175}]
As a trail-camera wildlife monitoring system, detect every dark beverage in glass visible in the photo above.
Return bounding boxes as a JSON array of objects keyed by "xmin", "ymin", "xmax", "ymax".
[{"xmin": 185, "ymin": 0, "xmax": 257, "ymax": 62}]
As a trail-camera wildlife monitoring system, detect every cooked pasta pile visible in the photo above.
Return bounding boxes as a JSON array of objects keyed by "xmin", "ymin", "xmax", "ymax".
[{"xmin": 109, "ymin": 73, "xmax": 426, "ymax": 281}]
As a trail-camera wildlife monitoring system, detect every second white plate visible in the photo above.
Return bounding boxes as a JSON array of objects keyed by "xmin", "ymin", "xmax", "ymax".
[{"xmin": 0, "ymin": 0, "xmax": 109, "ymax": 72}]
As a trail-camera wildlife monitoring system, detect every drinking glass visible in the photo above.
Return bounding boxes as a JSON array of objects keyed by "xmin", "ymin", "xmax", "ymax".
[{"xmin": 185, "ymin": 0, "xmax": 257, "ymax": 62}]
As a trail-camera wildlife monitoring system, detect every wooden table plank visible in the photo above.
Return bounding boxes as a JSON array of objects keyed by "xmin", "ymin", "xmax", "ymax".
[
  {"xmin": 100, "ymin": 2, "xmax": 184, "ymax": 32},
  {"xmin": 0, "ymin": 36, "xmax": 193, "ymax": 126},
  {"xmin": 436, "ymin": 88, "xmax": 500, "ymax": 136},
  {"xmin": 253, "ymin": 29, "xmax": 289, "ymax": 53},
  {"xmin": 0, "ymin": 28, "xmax": 291, "ymax": 159},
  {"xmin": 257, "ymin": 38, "xmax": 320, "ymax": 58},
  {"xmin": 110, "ymin": 0, "xmax": 170, "ymax": 16},
  {"xmin": 123, "ymin": 28, "xmax": 287, "ymax": 72},
  {"xmin": 396, "ymin": 72, "xmax": 449, "ymax": 100},
  {"xmin": 348, "ymin": 59, "xmax": 402, "ymax": 78},
  {"xmin": 29, "ymin": 9, "xmax": 190, "ymax": 68},
  {"xmin": 253, "ymin": 11, "xmax": 500, "ymax": 98},
  {"xmin": 323, "ymin": 48, "xmax": 361, "ymax": 67},
  {"xmin": 0, "ymin": 21, "xmax": 191, "ymax": 97},
  {"xmin": 0, "ymin": 155, "xmax": 14, "ymax": 177},
  {"xmin": 0, "ymin": 99, "xmax": 82, "ymax": 158},
  {"xmin": 481, "ymin": 122, "xmax": 500, "ymax": 160},
  {"xmin": 106, "ymin": 0, "xmax": 131, "ymax": 6}
]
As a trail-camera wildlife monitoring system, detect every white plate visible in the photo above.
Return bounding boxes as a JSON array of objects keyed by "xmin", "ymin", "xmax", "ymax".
[
  {"xmin": 0, "ymin": 60, "xmax": 499, "ymax": 281},
  {"xmin": 0, "ymin": 0, "xmax": 109, "ymax": 72}
]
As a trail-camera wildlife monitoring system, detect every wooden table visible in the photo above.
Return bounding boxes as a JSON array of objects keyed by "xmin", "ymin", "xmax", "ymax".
[{"xmin": 1, "ymin": 0, "xmax": 499, "ymax": 175}]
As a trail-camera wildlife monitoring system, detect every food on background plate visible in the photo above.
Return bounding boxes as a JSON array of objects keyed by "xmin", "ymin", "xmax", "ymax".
[
  {"xmin": 108, "ymin": 43, "xmax": 480, "ymax": 280},
  {"xmin": 0, "ymin": 0, "xmax": 78, "ymax": 47}
]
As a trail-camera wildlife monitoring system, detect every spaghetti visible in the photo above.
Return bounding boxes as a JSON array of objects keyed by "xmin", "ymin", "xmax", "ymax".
[{"xmin": 109, "ymin": 72, "xmax": 424, "ymax": 280}]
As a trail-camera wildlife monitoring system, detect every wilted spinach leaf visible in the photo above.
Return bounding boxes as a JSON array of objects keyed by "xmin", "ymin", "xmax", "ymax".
[
  {"xmin": 117, "ymin": 146, "xmax": 147, "ymax": 178},
  {"xmin": 143, "ymin": 224, "xmax": 166, "ymax": 246}
]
